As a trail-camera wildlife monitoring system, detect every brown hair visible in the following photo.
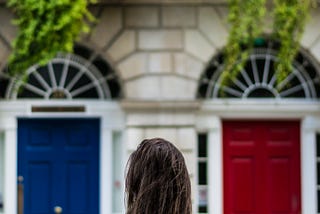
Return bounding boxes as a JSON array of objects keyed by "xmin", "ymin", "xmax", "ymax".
[{"xmin": 125, "ymin": 138, "xmax": 192, "ymax": 214}]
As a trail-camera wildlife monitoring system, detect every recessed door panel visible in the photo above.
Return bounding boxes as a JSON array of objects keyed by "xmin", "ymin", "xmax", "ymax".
[
  {"xmin": 268, "ymin": 157, "xmax": 291, "ymax": 212},
  {"xmin": 230, "ymin": 157, "xmax": 255, "ymax": 212},
  {"xmin": 223, "ymin": 121, "xmax": 300, "ymax": 214},
  {"xmin": 29, "ymin": 162, "xmax": 51, "ymax": 213}
]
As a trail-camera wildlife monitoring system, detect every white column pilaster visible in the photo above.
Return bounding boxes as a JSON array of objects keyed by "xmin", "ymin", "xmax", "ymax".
[
  {"xmin": 100, "ymin": 128, "xmax": 112, "ymax": 214},
  {"xmin": 301, "ymin": 116, "xmax": 318, "ymax": 214},
  {"xmin": 4, "ymin": 128, "xmax": 17, "ymax": 214},
  {"xmin": 208, "ymin": 117, "xmax": 223, "ymax": 214}
]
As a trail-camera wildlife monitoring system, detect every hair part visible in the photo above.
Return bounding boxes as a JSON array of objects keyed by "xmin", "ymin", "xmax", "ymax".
[{"xmin": 125, "ymin": 138, "xmax": 192, "ymax": 214}]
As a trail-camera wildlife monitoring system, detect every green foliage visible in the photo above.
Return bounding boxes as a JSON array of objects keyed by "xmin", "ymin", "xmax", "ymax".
[
  {"xmin": 273, "ymin": 0, "xmax": 314, "ymax": 85},
  {"xmin": 7, "ymin": 0, "xmax": 96, "ymax": 77},
  {"xmin": 222, "ymin": 0, "xmax": 266, "ymax": 86},
  {"xmin": 222, "ymin": 0, "xmax": 316, "ymax": 89}
]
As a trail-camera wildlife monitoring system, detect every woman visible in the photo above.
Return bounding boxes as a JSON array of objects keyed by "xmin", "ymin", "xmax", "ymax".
[{"xmin": 125, "ymin": 138, "xmax": 192, "ymax": 214}]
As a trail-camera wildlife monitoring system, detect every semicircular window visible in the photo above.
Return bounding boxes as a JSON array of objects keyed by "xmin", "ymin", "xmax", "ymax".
[
  {"xmin": 197, "ymin": 39, "xmax": 320, "ymax": 99},
  {"xmin": 4, "ymin": 45, "xmax": 121, "ymax": 99}
]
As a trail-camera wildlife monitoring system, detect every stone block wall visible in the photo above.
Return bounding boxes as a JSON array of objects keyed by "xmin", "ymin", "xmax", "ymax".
[
  {"xmin": 0, "ymin": 7, "xmax": 17, "ymax": 73},
  {"xmin": 302, "ymin": 8, "xmax": 320, "ymax": 62},
  {"xmin": 82, "ymin": 5, "xmax": 320, "ymax": 101},
  {"xmin": 84, "ymin": 5, "xmax": 229, "ymax": 100},
  {"xmin": 2, "ymin": 5, "xmax": 320, "ymax": 100}
]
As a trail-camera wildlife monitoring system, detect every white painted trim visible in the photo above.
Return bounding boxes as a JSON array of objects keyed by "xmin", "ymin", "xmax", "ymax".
[
  {"xmin": 208, "ymin": 121, "xmax": 223, "ymax": 214},
  {"xmin": 101, "ymin": 129, "xmax": 112, "ymax": 214},
  {"xmin": 197, "ymin": 101, "xmax": 320, "ymax": 214},
  {"xmin": 4, "ymin": 129, "xmax": 17, "ymax": 214},
  {"xmin": 112, "ymin": 131, "xmax": 125, "ymax": 213},
  {"xmin": 1, "ymin": 99, "xmax": 319, "ymax": 214},
  {"xmin": 301, "ymin": 132, "xmax": 317, "ymax": 214},
  {"xmin": 301, "ymin": 117, "xmax": 319, "ymax": 214},
  {"xmin": 200, "ymin": 100, "xmax": 320, "ymax": 119},
  {"xmin": 0, "ymin": 100, "xmax": 125, "ymax": 214}
]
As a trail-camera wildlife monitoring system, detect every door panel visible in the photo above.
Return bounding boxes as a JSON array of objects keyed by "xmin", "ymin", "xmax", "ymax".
[
  {"xmin": 18, "ymin": 118, "xmax": 100, "ymax": 214},
  {"xmin": 268, "ymin": 158, "xmax": 291, "ymax": 212},
  {"xmin": 230, "ymin": 157, "xmax": 255, "ymax": 212},
  {"xmin": 68, "ymin": 163, "xmax": 89, "ymax": 213},
  {"xmin": 223, "ymin": 121, "xmax": 301, "ymax": 214},
  {"xmin": 29, "ymin": 163, "xmax": 51, "ymax": 213}
]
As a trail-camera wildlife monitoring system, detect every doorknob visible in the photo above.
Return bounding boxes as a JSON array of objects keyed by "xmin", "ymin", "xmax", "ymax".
[{"xmin": 54, "ymin": 206, "xmax": 63, "ymax": 214}]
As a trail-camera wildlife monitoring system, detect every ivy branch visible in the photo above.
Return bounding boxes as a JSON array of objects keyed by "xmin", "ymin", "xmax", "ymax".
[
  {"xmin": 273, "ymin": 0, "xmax": 315, "ymax": 85},
  {"xmin": 222, "ymin": 0, "xmax": 316, "ymax": 89},
  {"xmin": 7, "ymin": 0, "xmax": 96, "ymax": 77},
  {"xmin": 221, "ymin": 0, "xmax": 266, "ymax": 86}
]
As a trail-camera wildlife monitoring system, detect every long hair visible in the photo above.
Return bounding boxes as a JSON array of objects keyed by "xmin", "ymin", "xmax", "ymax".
[{"xmin": 125, "ymin": 138, "xmax": 192, "ymax": 214}]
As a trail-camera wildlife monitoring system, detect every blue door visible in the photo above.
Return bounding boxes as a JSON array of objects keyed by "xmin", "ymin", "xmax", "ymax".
[{"xmin": 18, "ymin": 118, "xmax": 100, "ymax": 214}]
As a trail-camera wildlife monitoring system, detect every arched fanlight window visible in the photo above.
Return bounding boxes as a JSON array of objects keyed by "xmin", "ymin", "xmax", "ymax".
[
  {"xmin": 197, "ymin": 39, "xmax": 320, "ymax": 99},
  {"xmin": 1, "ymin": 45, "xmax": 121, "ymax": 100}
]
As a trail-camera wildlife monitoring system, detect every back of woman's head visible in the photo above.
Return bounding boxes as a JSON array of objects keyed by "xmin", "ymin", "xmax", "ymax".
[{"xmin": 125, "ymin": 138, "xmax": 192, "ymax": 214}]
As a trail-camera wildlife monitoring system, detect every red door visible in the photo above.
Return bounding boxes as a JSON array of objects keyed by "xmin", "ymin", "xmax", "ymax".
[{"xmin": 223, "ymin": 121, "xmax": 301, "ymax": 214}]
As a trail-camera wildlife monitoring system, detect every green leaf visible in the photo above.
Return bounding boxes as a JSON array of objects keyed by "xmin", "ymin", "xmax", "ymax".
[
  {"xmin": 220, "ymin": 0, "xmax": 316, "ymax": 93},
  {"xmin": 7, "ymin": 0, "xmax": 96, "ymax": 77}
]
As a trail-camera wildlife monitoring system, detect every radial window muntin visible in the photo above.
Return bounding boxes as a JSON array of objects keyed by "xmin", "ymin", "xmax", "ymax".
[
  {"xmin": 5, "ymin": 46, "xmax": 121, "ymax": 100},
  {"xmin": 198, "ymin": 41, "xmax": 320, "ymax": 99}
]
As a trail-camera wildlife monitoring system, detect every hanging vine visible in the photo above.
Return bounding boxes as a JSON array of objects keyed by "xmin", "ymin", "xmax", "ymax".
[
  {"xmin": 273, "ymin": 0, "xmax": 315, "ymax": 85},
  {"xmin": 221, "ymin": 0, "xmax": 266, "ymax": 86},
  {"xmin": 222, "ymin": 0, "xmax": 317, "ymax": 88},
  {"xmin": 7, "ymin": 0, "xmax": 96, "ymax": 77}
]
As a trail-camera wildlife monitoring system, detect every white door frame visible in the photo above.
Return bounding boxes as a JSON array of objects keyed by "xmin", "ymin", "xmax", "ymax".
[
  {"xmin": 196, "ymin": 99, "xmax": 320, "ymax": 214},
  {"xmin": 0, "ymin": 100, "xmax": 125, "ymax": 214},
  {"xmin": 1, "ymin": 99, "xmax": 319, "ymax": 214}
]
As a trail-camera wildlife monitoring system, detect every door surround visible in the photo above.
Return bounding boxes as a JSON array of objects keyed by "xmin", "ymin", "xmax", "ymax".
[
  {"xmin": 0, "ymin": 99, "xmax": 319, "ymax": 214},
  {"xmin": 197, "ymin": 99, "xmax": 320, "ymax": 214},
  {"xmin": 0, "ymin": 100, "xmax": 125, "ymax": 214}
]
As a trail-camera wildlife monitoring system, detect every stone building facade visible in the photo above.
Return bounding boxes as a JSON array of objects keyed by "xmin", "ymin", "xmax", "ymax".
[{"xmin": 0, "ymin": 1, "xmax": 320, "ymax": 214}]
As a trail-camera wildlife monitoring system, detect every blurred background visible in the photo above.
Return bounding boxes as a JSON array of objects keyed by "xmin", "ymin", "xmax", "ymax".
[{"xmin": 0, "ymin": 0, "xmax": 320, "ymax": 213}]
